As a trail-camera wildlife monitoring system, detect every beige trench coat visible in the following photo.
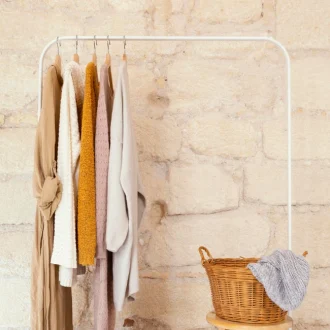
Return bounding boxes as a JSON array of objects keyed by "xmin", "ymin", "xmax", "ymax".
[{"xmin": 31, "ymin": 63, "xmax": 73, "ymax": 330}]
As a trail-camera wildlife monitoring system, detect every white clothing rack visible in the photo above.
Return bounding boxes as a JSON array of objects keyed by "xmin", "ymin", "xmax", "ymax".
[{"xmin": 37, "ymin": 35, "xmax": 292, "ymax": 253}]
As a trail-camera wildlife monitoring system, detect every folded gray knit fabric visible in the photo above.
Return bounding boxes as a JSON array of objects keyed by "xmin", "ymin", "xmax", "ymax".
[{"xmin": 247, "ymin": 250, "xmax": 309, "ymax": 311}]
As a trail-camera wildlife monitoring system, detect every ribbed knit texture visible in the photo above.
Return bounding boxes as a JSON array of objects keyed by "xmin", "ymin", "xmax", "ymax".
[
  {"xmin": 51, "ymin": 61, "xmax": 84, "ymax": 287},
  {"xmin": 94, "ymin": 64, "xmax": 115, "ymax": 330},
  {"xmin": 248, "ymin": 250, "xmax": 310, "ymax": 311},
  {"xmin": 95, "ymin": 64, "xmax": 114, "ymax": 259},
  {"xmin": 77, "ymin": 62, "xmax": 99, "ymax": 266}
]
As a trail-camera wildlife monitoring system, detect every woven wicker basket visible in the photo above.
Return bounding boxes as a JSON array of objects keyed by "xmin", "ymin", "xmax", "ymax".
[{"xmin": 199, "ymin": 246, "xmax": 287, "ymax": 324}]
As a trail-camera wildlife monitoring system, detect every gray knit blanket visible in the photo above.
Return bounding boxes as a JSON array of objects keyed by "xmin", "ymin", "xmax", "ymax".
[{"xmin": 247, "ymin": 250, "xmax": 309, "ymax": 311}]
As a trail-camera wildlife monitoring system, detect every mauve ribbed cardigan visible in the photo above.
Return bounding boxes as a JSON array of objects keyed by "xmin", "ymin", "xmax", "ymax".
[{"xmin": 94, "ymin": 64, "xmax": 115, "ymax": 330}]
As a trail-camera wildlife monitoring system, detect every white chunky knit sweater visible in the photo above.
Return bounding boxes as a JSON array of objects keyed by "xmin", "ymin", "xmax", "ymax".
[{"xmin": 51, "ymin": 62, "xmax": 84, "ymax": 287}]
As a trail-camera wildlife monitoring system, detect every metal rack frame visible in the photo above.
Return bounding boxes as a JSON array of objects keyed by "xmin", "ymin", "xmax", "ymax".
[{"xmin": 37, "ymin": 35, "xmax": 292, "ymax": 253}]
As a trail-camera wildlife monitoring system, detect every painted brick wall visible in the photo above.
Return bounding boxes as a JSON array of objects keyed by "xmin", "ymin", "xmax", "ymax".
[{"xmin": 0, "ymin": 1, "xmax": 329, "ymax": 329}]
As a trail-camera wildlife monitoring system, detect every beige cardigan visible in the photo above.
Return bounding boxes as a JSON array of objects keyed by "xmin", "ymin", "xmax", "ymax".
[{"xmin": 106, "ymin": 60, "xmax": 146, "ymax": 311}]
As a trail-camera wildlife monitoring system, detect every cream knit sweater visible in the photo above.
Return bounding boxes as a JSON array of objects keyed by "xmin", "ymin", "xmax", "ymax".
[{"xmin": 51, "ymin": 62, "xmax": 84, "ymax": 287}]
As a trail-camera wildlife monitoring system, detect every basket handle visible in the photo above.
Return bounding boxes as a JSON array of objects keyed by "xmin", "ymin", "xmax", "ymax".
[{"xmin": 199, "ymin": 246, "xmax": 214, "ymax": 265}]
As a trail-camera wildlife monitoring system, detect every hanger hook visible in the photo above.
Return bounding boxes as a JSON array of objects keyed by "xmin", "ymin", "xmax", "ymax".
[
  {"xmin": 123, "ymin": 35, "xmax": 126, "ymax": 54},
  {"xmin": 94, "ymin": 35, "xmax": 97, "ymax": 52},
  {"xmin": 107, "ymin": 35, "xmax": 110, "ymax": 54},
  {"xmin": 76, "ymin": 35, "xmax": 78, "ymax": 54},
  {"xmin": 56, "ymin": 37, "xmax": 61, "ymax": 55}
]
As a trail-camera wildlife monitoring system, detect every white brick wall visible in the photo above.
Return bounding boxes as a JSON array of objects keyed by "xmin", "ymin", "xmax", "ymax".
[
  {"xmin": 0, "ymin": 277, "xmax": 30, "ymax": 326},
  {"xmin": 263, "ymin": 112, "xmax": 330, "ymax": 160},
  {"xmin": 0, "ymin": 229, "xmax": 33, "ymax": 277},
  {"xmin": 0, "ymin": 0, "xmax": 329, "ymax": 329},
  {"xmin": 192, "ymin": 0, "xmax": 263, "ymax": 24},
  {"xmin": 276, "ymin": 0, "xmax": 330, "ymax": 49},
  {"xmin": 123, "ymin": 279, "xmax": 213, "ymax": 329},
  {"xmin": 292, "ymin": 56, "xmax": 330, "ymax": 110},
  {"xmin": 145, "ymin": 207, "xmax": 270, "ymax": 268},
  {"xmin": 135, "ymin": 116, "xmax": 182, "ymax": 161},
  {"xmin": 187, "ymin": 113, "xmax": 258, "ymax": 157},
  {"xmin": 245, "ymin": 163, "xmax": 330, "ymax": 205},
  {"xmin": 0, "ymin": 129, "xmax": 35, "ymax": 174},
  {"xmin": 168, "ymin": 163, "xmax": 239, "ymax": 214},
  {"xmin": 0, "ymin": 175, "xmax": 35, "ymax": 224}
]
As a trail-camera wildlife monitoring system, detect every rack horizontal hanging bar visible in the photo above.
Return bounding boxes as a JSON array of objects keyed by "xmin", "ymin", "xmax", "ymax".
[
  {"xmin": 40, "ymin": 35, "xmax": 285, "ymax": 41},
  {"xmin": 38, "ymin": 36, "xmax": 290, "ymax": 117}
]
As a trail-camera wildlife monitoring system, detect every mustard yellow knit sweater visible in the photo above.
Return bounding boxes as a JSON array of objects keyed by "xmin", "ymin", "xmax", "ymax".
[{"xmin": 77, "ymin": 62, "xmax": 99, "ymax": 265}]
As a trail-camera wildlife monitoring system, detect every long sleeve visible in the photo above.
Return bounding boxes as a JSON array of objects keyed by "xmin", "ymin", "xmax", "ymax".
[
  {"xmin": 106, "ymin": 67, "xmax": 129, "ymax": 253},
  {"xmin": 95, "ymin": 65, "xmax": 114, "ymax": 258},
  {"xmin": 51, "ymin": 63, "xmax": 84, "ymax": 287},
  {"xmin": 77, "ymin": 62, "xmax": 99, "ymax": 266},
  {"xmin": 107, "ymin": 61, "xmax": 146, "ymax": 312},
  {"xmin": 94, "ymin": 64, "xmax": 116, "ymax": 330}
]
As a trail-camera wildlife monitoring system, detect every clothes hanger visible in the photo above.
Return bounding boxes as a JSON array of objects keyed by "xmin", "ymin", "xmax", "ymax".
[
  {"xmin": 92, "ymin": 35, "xmax": 97, "ymax": 65},
  {"xmin": 105, "ymin": 35, "xmax": 111, "ymax": 65},
  {"xmin": 55, "ymin": 37, "xmax": 61, "ymax": 71},
  {"xmin": 122, "ymin": 35, "xmax": 127, "ymax": 61},
  {"xmin": 73, "ymin": 35, "xmax": 79, "ymax": 63}
]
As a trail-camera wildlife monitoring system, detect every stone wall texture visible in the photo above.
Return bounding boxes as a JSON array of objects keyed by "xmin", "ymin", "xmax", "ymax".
[{"xmin": 1, "ymin": 0, "xmax": 329, "ymax": 329}]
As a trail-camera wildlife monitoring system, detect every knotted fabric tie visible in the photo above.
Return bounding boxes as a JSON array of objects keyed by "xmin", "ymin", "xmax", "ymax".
[{"xmin": 37, "ymin": 163, "xmax": 62, "ymax": 220}]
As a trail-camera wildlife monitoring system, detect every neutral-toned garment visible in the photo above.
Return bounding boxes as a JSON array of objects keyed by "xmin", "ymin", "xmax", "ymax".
[
  {"xmin": 31, "ymin": 63, "xmax": 73, "ymax": 330},
  {"xmin": 94, "ymin": 64, "xmax": 115, "ymax": 329},
  {"xmin": 78, "ymin": 62, "xmax": 99, "ymax": 265},
  {"xmin": 248, "ymin": 250, "xmax": 310, "ymax": 311},
  {"xmin": 94, "ymin": 253, "xmax": 116, "ymax": 330},
  {"xmin": 106, "ymin": 60, "xmax": 146, "ymax": 311},
  {"xmin": 51, "ymin": 61, "xmax": 84, "ymax": 287}
]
